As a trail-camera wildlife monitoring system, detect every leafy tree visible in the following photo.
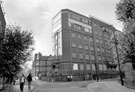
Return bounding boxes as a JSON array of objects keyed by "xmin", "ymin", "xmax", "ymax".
[
  {"xmin": 115, "ymin": 0, "xmax": 135, "ymax": 71},
  {"xmin": 0, "ymin": 25, "xmax": 34, "ymax": 88},
  {"xmin": 116, "ymin": 0, "xmax": 135, "ymax": 33},
  {"xmin": 116, "ymin": 0, "xmax": 135, "ymax": 23}
]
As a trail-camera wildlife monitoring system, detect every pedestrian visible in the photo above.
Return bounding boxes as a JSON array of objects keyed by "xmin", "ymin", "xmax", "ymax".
[
  {"xmin": 20, "ymin": 74, "xmax": 25, "ymax": 92},
  {"xmin": 27, "ymin": 73, "xmax": 32, "ymax": 90},
  {"xmin": 13, "ymin": 76, "xmax": 16, "ymax": 85}
]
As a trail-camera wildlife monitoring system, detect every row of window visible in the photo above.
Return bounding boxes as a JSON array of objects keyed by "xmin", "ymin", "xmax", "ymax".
[
  {"xmin": 72, "ymin": 53, "xmax": 91, "ymax": 60},
  {"xmin": 73, "ymin": 63, "xmax": 108, "ymax": 71},
  {"xmin": 72, "ymin": 53, "xmax": 108, "ymax": 61},
  {"xmin": 72, "ymin": 43, "xmax": 106, "ymax": 52},
  {"xmin": 68, "ymin": 12, "xmax": 114, "ymax": 39},
  {"xmin": 94, "ymin": 28, "xmax": 110, "ymax": 38},
  {"xmin": 69, "ymin": 22, "xmax": 92, "ymax": 33},
  {"xmin": 93, "ymin": 22, "xmax": 112, "ymax": 37},
  {"xmin": 71, "ymin": 32, "xmax": 110, "ymax": 45},
  {"xmin": 72, "ymin": 32, "xmax": 93, "ymax": 41},
  {"xmin": 68, "ymin": 13, "xmax": 91, "ymax": 25}
]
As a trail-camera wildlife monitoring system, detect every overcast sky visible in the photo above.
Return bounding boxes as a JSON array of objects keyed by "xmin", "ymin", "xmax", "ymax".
[{"xmin": 3, "ymin": 0, "xmax": 122, "ymax": 56}]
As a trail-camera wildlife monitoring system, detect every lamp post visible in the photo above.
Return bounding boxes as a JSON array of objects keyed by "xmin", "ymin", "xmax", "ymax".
[{"xmin": 114, "ymin": 31, "xmax": 124, "ymax": 86}]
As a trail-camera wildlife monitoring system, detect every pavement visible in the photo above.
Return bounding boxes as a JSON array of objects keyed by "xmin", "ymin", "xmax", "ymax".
[
  {"xmin": 0, "ymin": 80, "xmax": 135, "ymax": 92},
  {"xmin": 32, "ymin": 80, "xmax": 135, "ymax": 92},
  {"xmin": 87, "ymin": 81, "xmax": 135, "ymax": 92},
  {"xmin": 32, "ymin": 80, "xmax": 91, "ymax": 88},
  {"xmin": 33, "ymin": 87, "xmax": 90, "ymax": 92},
  {"xmin": 0, "ymin": 84, "xmax": 35, "ymax": 92},
  {"xmin": 13, "ymin": 85, "xmax": 35, "ymax": 92}
]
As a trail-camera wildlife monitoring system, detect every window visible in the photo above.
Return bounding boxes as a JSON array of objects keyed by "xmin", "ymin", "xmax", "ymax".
[
  {"xmin": 101, "ymin": 48, "xmax": 105, "ymax": 52},
  {"xmin": 107, "ymin": 57, "xmax": 111, "ymax": 61},
  {"xmin": 102, "ymin": 57, "xmax": 106, "ymax": 61},
  {"xmin": 99, "ymin": 64, "xmax": 103, "ymax": 70},
  {"xmin": 72, "ymin": 53, "xmax": 77, "ymax": 58},
  {"xmin": 91, "ymin": 55, "xmax": 95, "ymax": 60},
  {"xmin": 69, "ymin": 13, "xmax": 76, "ymax": 20},
  {"xmin": 68, "ymin": 22, "xmax": 72, "ymax": 27},
  {"xmin": 89, "ymin": 28, "xmax": 92, "ymax": 33},
  {"xmin": 82, "ymin": 18, "xmax": 89, "ymax": 24},
  {"xmin": 80, "ymin": 64, "xmax": 84, "ymax": 70},
  {"xmin": 103, "ymin": 65, "xmax": 107, "ymax": 70},
  {"xmin": 72, "ymin": 33, "xmax": 75, "ymax": 37},
  {"xmin": 85, "ymin": 54, "xmax": 89, "ymax": 59},
  {"xmin": 36, "ymin": 62, "xmax": 39, "ymax": 66},
  {"xmin": 90, "ymin": 46, "xmax": 94, "ymax": 50},
  {"xmin": 93, "ymin": 22, "xmax": 97, "ymax": 26},
  {"xmin": 82, "ymin": 18, "xmax": 86, "ymax": 23},
  {"xmin": 52, "ymin": 19, "xmax": 61, "ymax": 29},
  {"xmin": 96, "ymin": 39, "xmax": 99, "ymax": 43},
  {"xmin": 100, "ymin": 40, "xmax": 103, "ymax": 44},
  {"xmin": 84, "ymin": 36, "xmax": 88, "ymax": 40},
  {"xmin": 36, "ymin": 68, "xmax": 39, "ymax": 72},
  {"xmin": 84, "ymin": 27, "xmax": 89, "ymax": 32},
  {"xmin": 76, "ymin": 16, "xmax": 81, "ymax": 21},
  {"xmin": 104, "ymin": 32, "xmax": 109, "ymax": 38},
  {"xmin": 78, "ymin": 34, "xmax": 82, "ymax": 39},
  {"xmin": 89, "ymin": 37, "xmax": 93, "ymax": 42},
  {"xmin": 98, "ymin": 56, "xmax": 101, "ymax": 60},
  {"xmin": 79, "ymin": 44, "xmax": 83, "ymax": 49},
  {"xmin": 97, "ymin": 47, "xmax": 100, "ymax": 51},
  {"xmin": 99, "ymin": 31, "xmax": 103, "ymax": 36},
  {"xmin": 87, "ymin": 64, "xmax": 90, "ymax": 70},
  {"xmin": 84, "ymin": 45, "xmax": 89, "ymax": 49},
  {"xmin": 73, "ymin": 63, "xmax": 78, "ymax": 70},
  {"xmin": 72, "ymin": 43, "xmax": 76, "ymax": 47},
  {"xmin": 79, "ymin": 54, "xmax": 83, "ymax": 59},
  {"xmin": 74, "ymin": 24, "xmax": 81, "ymax": 30},
  {"xmin": 86, "ymin": 20, "xmax": 89, "ymax": 24},
  {"xmin": 92, "ymin": 64, "xmax": 95, "ymax": 70}
]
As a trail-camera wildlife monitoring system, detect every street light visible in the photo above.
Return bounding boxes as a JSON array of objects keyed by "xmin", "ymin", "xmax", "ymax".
[
  {"xmin": 113, "ymin": 30, "xmax": 124, "ymax": 86},
  {"xmin": 101, "ymin": 26, "xmax": 124, "ymax": 85}
]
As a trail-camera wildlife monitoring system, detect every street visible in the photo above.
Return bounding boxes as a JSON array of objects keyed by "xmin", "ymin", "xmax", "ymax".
[
  {"xmin": 34, "ymin": 87, "xmax": 90, "ymax": 92},
  {"xmin": 10, "ymin": 79, "xmax": 135, "ymax": 92},
  {"xmin": 12, "ymin": 80, "xmax": 91, "ymax": 92},
  {"xmin": 32, "ymin": 80, "xmax": 91, "ymax": 92}
]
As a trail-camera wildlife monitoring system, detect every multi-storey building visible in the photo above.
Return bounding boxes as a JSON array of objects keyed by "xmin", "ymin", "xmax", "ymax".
[
  {"xmin": 33, "ymin": 53, "xmax": 54, "ymax": 80},
  {"xmin": 52, "ymin": 9, "xmax": 118, "ymax": 81}
]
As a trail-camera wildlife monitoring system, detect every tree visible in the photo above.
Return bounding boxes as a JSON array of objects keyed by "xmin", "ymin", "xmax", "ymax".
[
  {"xmin": 115, "ymin": 0, "xmax": 135, "ymax": 72},
  {"xmin": 116, "ymin": 0, "xmax": 135, "ymax": 33},
  {"xmin": 0, "ymin": 25, "xmax": 34, "ymax": 88},
  {"xmin": 116, "ymin": 0, "xmax": 135, "ymax": 23}
]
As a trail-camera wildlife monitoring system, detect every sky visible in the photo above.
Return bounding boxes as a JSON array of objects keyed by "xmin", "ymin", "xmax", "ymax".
[{"xmin": 3, "ymin": 0, "xmax": 122, "ymax": 56}]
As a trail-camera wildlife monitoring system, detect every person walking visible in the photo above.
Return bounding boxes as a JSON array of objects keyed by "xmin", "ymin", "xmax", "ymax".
[
  {"xmin": 20, "ymin": 74, "xmax": 25, "ymax": 92},
  {"xmin": 27, "ymin": 73, "xmax": 32, "ymax": 90},
  {"xmin": 13, "ymin": 76, "xmax": 16, "ymax": 85}
]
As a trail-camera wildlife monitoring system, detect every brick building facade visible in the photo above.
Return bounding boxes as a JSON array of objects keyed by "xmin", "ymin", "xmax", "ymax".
[{"xmin": 52, "ymin": 9, "xmax": 118, "ymax": 81}]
